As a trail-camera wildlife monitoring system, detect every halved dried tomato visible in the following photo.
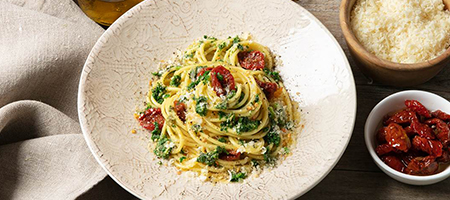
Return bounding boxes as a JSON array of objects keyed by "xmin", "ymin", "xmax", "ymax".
[
  {"xmin": 210, "ymin": 65, "xmax": 236, "ymax": 96},
  {"xmin": 219, "ymin": 150, "xmax": 242, "ymax": 161},
  {"xmin": 238, "ymin": 51, "xmax": 265, "ymax": 70},
  {"xmin": 255, "ymin": 79, "xmax": 278, "ymax": 99},
  {"xmin": 384, "ymin": 110, "xmax": 417, "ymax": 125},
  {"xmin": 405, "ymin": 100, "xmax": 432, "ymax": 118},
  {"xmin": 410, "ymin": 118, "xmax": 435, "ymax": 140},
  {"xmin": 425, "ymin": 118, "xmax": 450, "ymax": 146},
  {"xmin": 405, "ymin": 156, "xmax": 439, "ymax": 175},
  {"xmin": 432, "ymin": 110, "xmax": 450, "ymax": 121},
  {"xmin": 138, "ymin": 108, "xmax": 165, "ymax": 131},
  {"xmin": 412, "ymin": 136, "xmax": 443, "ymax": 157},
  {"xmin": 174, "ymin": 100, "xmax": 187, "ymax": 122},
  {"xmin": 381, "ymin": 155, "xmax": 405, "ymax": 172},
  {"xmin": 385, "ymin": 123, "xmax": 411, "ymax": 152},
  {"xmin": 376, "ymin": 143, "xmax": 396, "ymax": 156}
]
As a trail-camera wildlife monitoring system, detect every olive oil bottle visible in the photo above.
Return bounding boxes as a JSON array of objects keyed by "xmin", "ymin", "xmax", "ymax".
[{"xmin": 77, "ymin": 0, "xmax": 143, "ymax": 26}]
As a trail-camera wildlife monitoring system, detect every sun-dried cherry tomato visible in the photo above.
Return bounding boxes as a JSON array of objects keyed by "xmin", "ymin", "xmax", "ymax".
[
  {"xmin": 385, "ymin": 123, "xmax": 411, "ymax": 152},
  {"xmin": 174, "ymin": 100, "xmax": 187, "ymax": 122},
  {"xmin": 410, "ymin": 118, "xmax": 435, "ymax": 140},
  {"xmin": 437, "ymin": 148, "xmax": 450, "ymax": 163},
  {"xmin": 138, "ymin": 108, "xmax": 165, "ymax": 131},
  {"xmin": 377, "ymin": 127, "xmax": 388, "ymax": 144},
  {"xmin": 255, "ymin": 79, "xmax": 278, "ymax": 99},
  {"xmin": 381, "ymin": 156, "xmax": 405, "ymax": 172},
  {"xmin": 425, "ymin": 118, "xmax": 450, "ymax": 146},
  {"xmin": 384, "ymin": 110, "xmax": 417, "ymax": 125},
  {"xmin": 405, "ymin": 156, "xmax": 439, "ymax": 175},
  {"xmin": 376, "ymin": 144, "xmax": 396, "ymax": 156},
  {"xmin": 405, "ymin": 100, "xmax": 432, "ymax": 118},
  {"xmin": 412, "ymin": 136, "xmax": 443, "ymax": 157},
  {"xmin": 238, "ymin": 51, "xmax": 265, "ymax": 70},
  {"xmin": 210, "ymin": 66, "xmax": 236, "ymax": 97},
  {"xmin": 432, "ymin": 110, "xmax": 450, "ymax": 121},
  {"xmin": 219, "ymin": 150, "xmax": 242, "ymax": 161}
]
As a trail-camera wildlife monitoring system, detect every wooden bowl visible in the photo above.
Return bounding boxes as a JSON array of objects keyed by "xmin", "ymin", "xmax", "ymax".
[{"xmin": 340, "ymin": 0, "xmax": 450, "ymax": 86}]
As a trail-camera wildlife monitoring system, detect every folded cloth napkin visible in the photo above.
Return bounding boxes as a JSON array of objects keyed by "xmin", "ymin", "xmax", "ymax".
[{"xmin": 0, "ymin": 0, "xmax": 135, "ymax": 199}]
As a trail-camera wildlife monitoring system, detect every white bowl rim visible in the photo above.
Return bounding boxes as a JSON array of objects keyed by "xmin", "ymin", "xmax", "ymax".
[{"xmin": 365, "ymin": 90, "xmax": 450, "ymax": 182}]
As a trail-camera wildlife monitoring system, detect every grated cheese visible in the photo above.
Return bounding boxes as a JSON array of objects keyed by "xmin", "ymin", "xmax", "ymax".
[{"xmin": 351, "ymin": 0, "xmax": 450, "ymax": 63}]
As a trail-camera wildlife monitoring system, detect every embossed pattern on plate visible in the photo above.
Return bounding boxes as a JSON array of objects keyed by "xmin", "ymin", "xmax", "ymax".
[{"xmin": 78, "ymin": 0, "xmax": 357, "ymax": 199}]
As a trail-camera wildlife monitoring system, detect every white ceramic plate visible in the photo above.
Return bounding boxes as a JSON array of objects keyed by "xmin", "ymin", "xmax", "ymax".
[{"xmin": 78, "ymin": 0, "xmax": 357, "ymax": 199}]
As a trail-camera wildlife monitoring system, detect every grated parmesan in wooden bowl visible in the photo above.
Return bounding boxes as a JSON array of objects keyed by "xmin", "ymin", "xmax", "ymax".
[{"xmin": 340, "ymin": 0, "xmax": 450, "ymax": 86}]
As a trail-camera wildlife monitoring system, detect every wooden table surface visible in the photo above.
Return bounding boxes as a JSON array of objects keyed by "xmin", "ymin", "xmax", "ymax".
[{"xmin": 295, "ymin": 0, "xmax": 450, "ymax": 199}]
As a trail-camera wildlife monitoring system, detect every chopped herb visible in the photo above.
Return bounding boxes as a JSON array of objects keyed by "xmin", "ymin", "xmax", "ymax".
[
  {"xmin": 237, "ymin": 44, "xmax": 244, "ymax": 51},
  {"xmin": 175, "ymin": 66, "xmax": 182, "ymax": 70},
  {"xmin": 215, "ymin": 100, "xmax": 227, "ymax": 109},
  {"xmin": 217, "ymin": 73, "xmax": 224, "ymax": 81},
  {"xmin": 151, "ymin": 122, "xmax": 161, "ymax": 141},
  {"xmin": 218, "ymin": 137, "xmax": 226, "ymax": 143},
  {"xmin": 218, "ymin": 42, "xmax": 226, "ymax": 50},
  {"xmin": 187, "ymin": 82, "xmax": 198, "ymax": 90},
  {"xmin": 170, "ymin": 75, "xmax": 181, "ymax": 87},
  {"xmin": 283, "ymin": 147, "xmax": 290, "ymax": 154},
  {"xmin": 239, "ymin": 140, "xmax": 245, "ymax": 146},
  {"xmin": 194, "ymin": 96, "xmax": 208, "ymax": 116},
  {"xmin": 264, "ymin": 125, "xmax": 281, "ymax": 146},
  {"xmin": 154, "ymin": 136, "xmax": 173, "ymax": 159},
  {"xmin": 185, "ymin": 53, "xmax": 194, "ymax": 59},
  {"xmin": 157, "ymin": 161, "xmax": 163, "ymax": 165},
  {"xmin": 187, "ymin": 67, "xmax": 210, "ymax": 90},
  {"xmin": 218, "ymin": 111, "xmax": 227, "ymax": 119},
  {"xmin": 232, "ymin": 36, "xmax": 240, "ymax": 44},
  {"xmin": 220, "ymin": 115, "xmax": 260, "ymax": 134},
  {"xmin": 270, "ymin": 103, "xmax": 288, "ymax": 127},
  {"xmin": 220, "ymin": 113, "xmax": 235, "ymax": 132},
  {"xmin": 180, "ymin": 156, "xmax": 186, "ymax": 163},
  {"xmin": 196, "ymin": 146, "xmax": 227, "ymax": 166},
  {"xmin": 251, "ymin": 159, "xmax": 259, "ymax": 167},
  {"xmin": 227, "ymin": 90, "xmax": 236, "ymax": 99},
  {"xmin": 163, "ymin": 94, "xmax": 171, "ymax": 99},
  {"xmin": 192, "ymin": 124, "xmax": 201, "ymax": 132},
  {"xmin": 263, "ymin": 147, "xmax": 276, "ymax": 164},
  {"xmin": 145, "ymin": 102, "xmax": 152, "ymax": 110},
  {"xmin": 235, "ymin": 117, "xmax": 260, "ymax": 134},
  {"xmin": 264, "ymin": 68, "xmax": 281, "ymax": 82},
  {"xmin": 230, "ymin": 171, "xmax": 246, "ymax": 182},
  {"xmin": 203, "ymin": 35, "xmax": 217, "ymax": 41},
  {"xmin": 152, "ymin": 71, "xmax": 162, "ymax": 77},
  {"xmin": 254, "ymin": 94, "xmax": 260, "ymax": 103},
  {"xmin": 152, "ymin": 83, "xmax": 167, "ymax": 104}
]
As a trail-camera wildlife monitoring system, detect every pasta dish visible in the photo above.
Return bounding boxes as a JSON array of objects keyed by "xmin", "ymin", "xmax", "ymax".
[{"xmin": 136, "ymin": 35, "xmax": 299, "ymax": 182}]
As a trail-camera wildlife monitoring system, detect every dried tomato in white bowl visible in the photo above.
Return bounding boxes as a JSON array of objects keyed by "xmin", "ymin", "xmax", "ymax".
[{"xmin": 365, "ymin": 90, "xmax": 450, "ymax": 185}]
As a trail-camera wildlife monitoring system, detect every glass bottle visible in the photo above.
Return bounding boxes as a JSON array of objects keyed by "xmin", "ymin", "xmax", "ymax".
[{"xmin": 77, "ymin": 0, "xmax": 144, "ymax": 26}]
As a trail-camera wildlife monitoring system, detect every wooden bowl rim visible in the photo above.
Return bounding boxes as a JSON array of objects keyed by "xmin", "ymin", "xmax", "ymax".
[{"xmin": 339, "ymin": 0, "xmax": 450, "ymax": 72}]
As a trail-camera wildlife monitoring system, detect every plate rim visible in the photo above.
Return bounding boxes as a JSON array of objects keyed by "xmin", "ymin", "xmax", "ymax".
[{"xmin": 77, "ymin": 0, "xmax": 357, "ymax": 199}]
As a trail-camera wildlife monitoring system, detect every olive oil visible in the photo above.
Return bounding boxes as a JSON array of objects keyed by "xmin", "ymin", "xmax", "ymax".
[{"xmin": 77, "ymin": 0, "xmax": 143, "ymax": 26}]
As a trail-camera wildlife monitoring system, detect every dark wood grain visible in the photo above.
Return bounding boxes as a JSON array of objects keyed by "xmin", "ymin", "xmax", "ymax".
[{"xmin": 294, "ymin": 0, "xmax": 450, "ymax": 199}]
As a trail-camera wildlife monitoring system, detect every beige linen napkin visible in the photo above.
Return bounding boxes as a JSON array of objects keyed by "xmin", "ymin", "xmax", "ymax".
[{"xmin": 0, "ymin": 0, "xmax": 135, "ymax": 199}]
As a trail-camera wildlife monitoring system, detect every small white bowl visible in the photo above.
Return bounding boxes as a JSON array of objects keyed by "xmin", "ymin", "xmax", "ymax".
[{"xmin": 365, "ymin": 90, "xmax": 450, "ymax": 185}]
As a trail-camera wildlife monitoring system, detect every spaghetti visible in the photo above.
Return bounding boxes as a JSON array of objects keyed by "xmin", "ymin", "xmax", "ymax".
[{"xmin": 136, "ymin": 35, "xmax": 298, "ymax": 182}]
